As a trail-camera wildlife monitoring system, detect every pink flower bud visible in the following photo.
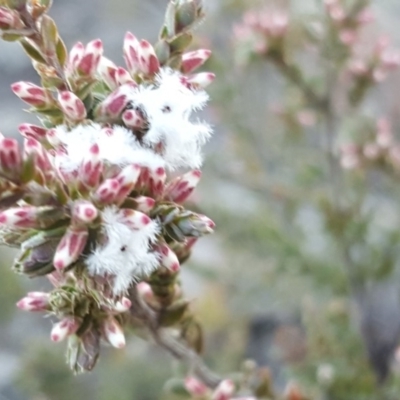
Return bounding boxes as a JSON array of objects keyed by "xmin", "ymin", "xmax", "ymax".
[
  {"xmin": 93, "ymin": 178, "xmax": 121, "ymax": 205},
  {"xmin": 18, "ymin": 124, "xmax": 48, "ymax": 141},
  {"xmin": 123, "ymin": 32, "xmax": 141, "ymax": 75},
  {"xmin": 357, "ymin": 8, "xmax": 374, "ymax": 24},
  {"xmin": 46, "ymin": 128, "xmax": 62, "ymax": 147},
  {"xmin": 16, "ymin": 292, "xmax": 49, "ymax": 312},
  {"xmin": 102, "ymin": 317, "xmax": 126, "ymax": 348},
  {"xmin": 98, "ymin": 56, "xmax": 118, "ymax": 89},
  {"xmin": 77, "ymin": 39, "xmax": 103, "ymax": 77},
  {"xmin": 113, "ymin": 163, "xmax": 142, "ymax": 203},
  {"xmin": 381, "ymin": 50, "xmax": 400, "ymax": 70},
  {"xmin": 136, "ymin": 281, "xmax": 155, "ymax": 303},
  {"xmin": 53, "ymin": 227, "xmax": 88, "ymax": 270},
  {"xmin": 0, "ymin": 206, "xmax": 39, "ymax": 228},
  {"xmin": 349, "ymin": 59, "xmax": 368, "ymax": 76},
  {"xmin": 79, "ymin": 143, "xmax": 103, "ymax": 188},
  {"xmin": 51, "ymin": 317, "xmax": 80, "ymax": 342},
  {"xmin": 67, "ymin": 42, "xmax": 85, "ymax": 75},
  {"xmin": 24, "ymin": 138, "xmax": 52, "ymax": 172},
  {"xmin": 97, "ymin": 84, "xmax": 133, "ymax": 118},
  {"xmin": 116, "ymin": 67, "xmax": 136, "ymax": 86},
  {"xmin": 119, "ymin": 208, "xmax": 152, "ymax": 230},
  {"xmin": 340, "ymin": 144, "xmax": 360, "ymax": 170},
  {"xmin": 376, "ymin": 118, "xmax": 392, "ymax": 148},
  {"xmin": 113, "ymin": 297, "xmax": 132, "ymax": 313},
  {"xmin": 139, "ymin": 39, "xmax": 160, "ymax": 75},
  {"xmin": 11, "ymin": 82, "xmax": 52, "ymax": 108},
  {"xmin": 184, "ymin": 72, "xmax": 216, "ymax": 89},
  {"xmin": 164, "ymin": 170, "xmax": 201, "ymax": 203},
  {"xmin": 134, "ymin": 196, "xmax": 155, "ymax": 213},
  {"xmin": 339, "ymin": 29, "xmax": 357, "ymax": 46},
  {"xmin": 148, "ymin": 166, "xmax": 166, "ymax": 198},
  {"xmin": 58, "ymin": 91, "xmax": 87, "ymax": 121},
  {"xmin": 182, "ymin": 49, "xmax": 212, "ymax": 74},
  {"xmin": 212, "ymin": 380, "xmax": 235, "ymax": 400},
  {"xmin": 363, "ymin": 143, "xmax": 380, "ymax": 160},
  {"xmin": 0, "ymin": 7, "xmax": 23, "ymax": 29},
  {"xmin": 156, "ymin": 244, "xmax": 180, "ymax": 272},
  {"xmin": 71, "ymin": 200, "xmax": 98, "ymax": 225},
  {"xmin": 122, "ymin": 109, "xmax": 146, "ymax": 129},
  {"xmin": 0, "ymin": 137, "xmax": 22, "ymax": 173},
  {"xmin": 185, "ymin": 377, "xmax": 208, "ymax": 396}
]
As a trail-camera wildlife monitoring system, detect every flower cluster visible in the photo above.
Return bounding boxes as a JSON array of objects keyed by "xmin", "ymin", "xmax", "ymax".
[
  {"xmin": 0, "ymin": 0, "xmax": 216, "ymax": 373},
  {"xmin": 339, "ymin": 118, "xmax": 400, "ymax": 171}
]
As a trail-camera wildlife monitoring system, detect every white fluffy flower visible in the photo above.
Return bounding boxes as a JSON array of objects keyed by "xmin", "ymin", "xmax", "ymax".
[
  {"xmin": 125, "ymin": 68, "xmax": 212, "ymax": 170},
  {"xmin": 53, "ymin": 123, "xmax": 164, "ymax": 174},
  {"xmin": 86, "ymin": 206, "xmax": 159, "ymax": 295}
]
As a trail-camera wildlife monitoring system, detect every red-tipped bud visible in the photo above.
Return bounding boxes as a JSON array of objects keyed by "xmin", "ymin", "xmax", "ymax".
[
  {"xmin": 102, "ymin": 317, "xmax": 126, "ymax": 348},
  {"xmin": 0, "ymin": 137, "xmax": 22, "ymax": 174},
  {"xmin": 212, "ymin": 380, "xmax": 235, "ymax": 400},
  {"xmin": 51, "ymin": 317, "xmax": 80, "ymax": 342},
  {"xmin": 184, "ymin": 72, "xmax": 216, "ymax": 89},
  {"xmin": 19, "ymin": 124, "xmax": 48, "ymax": 141},
  {"xmin": 139, "ymin": 39, "xmax": 160, "ymax": 75},
  {"xmin": 119, "ymin": 208, "xmax": 152, "ymax": 230},
  {"xmin": 58, "ymin": 91, "xmax": 87, "ymax": 121},
  {"xmin": 122, "ymin": 109, "xmax": 146, "ymax": 129},
  {"xmin": 116, "ymin": 67, "xmax": 136, "ymax": 86},
  {"xmin": 113, "ymin": 297, "xmax": 132, "ymax": 313},
  {"xmin": 71, "ymin": 200, "xmax": 98, "ymax": 225},
  {"xmin": 93, "ymin": 178, "xmax": 121, "ymax": 205},
  {"xmin": 79, "ymin": 143, "xmax": 103, "ymax": 188},
  {"xmin": 0, "ymin": 7, "xmax": 23, "ymax": 30},
  {"xmin": 97, "ymin": 84, "xmax": 133, "ymax": 118},
  {"xmin": 0, "ymin": 206, "xmax": 39, "ymax": 228},
  {"xmin": 16, "ymin": 292, "xmax": 49, "ymax": 312},
  {"xmin": 53, "ymin": 227, "xmax": 88, "ymax": 270},
  {"xmin": 136, "ymin": 281, "xmax": 155, "ymax": 303},
  {"xmin": 156, "ymin": 244, "xmax": 180, "ymax": 272},
  {"xmin": 182, "ymin": 49, "xmax": 212, "ymax": 74},
  {"xmin": 66, "ymin": 42, "xmax": 84, "ymax": 76},
  {"xmin": 24, "ymin": 138, "xmax": 52, "ymax": 172},
  {"xmin": 123, "ymin": 31, "xmax": 141, "ymax": 75},
  {"xmin": 77, "ymin": 39, "xmax": 103, "ymax": 77},
  {"xmin": 185, "ymin": 377, "xmax": 208, "ymax": 397},
  {"xmin": 11, "ymin": 81, "xmax": 52, "ymax": 108},
  {"xmin": 148, "ymin": 166, "xmax": 166, "ymax": 198},
  {"xmin": 134, "ymin": 196, "xmax": 155, "ymax": 213},
  {"xmin": 98, "ymin": 57, "xmax": 118, "ymax": 90},
  {"xmin": 46, "ymin": 128, "xmax": 62, "ymax": 146},
  {"xmin": 113, "ymin": 164, "xmax": 142, "ymax": 204},
  {"xmin": 164, "ymin": 170, "xmax": 201, "ymax": 203}
]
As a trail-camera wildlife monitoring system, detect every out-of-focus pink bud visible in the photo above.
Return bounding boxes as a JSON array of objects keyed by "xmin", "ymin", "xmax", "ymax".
[
  {"xmin": 182, "ymin": 49, "xmax": 212, "ymax": 74},
  {"xmin": 116, "ymin": 67, "xmax": 136, "ymax": 86},
  {"xmin": 67, "ymin": 42, "xmax": 84, "ymax": 76},
  {"xmin": 372, "ymin": 68, "xmax": 387, "ymax": 83},
  {"xmin": 136, "ymin": 281, "xmax": 155, "ymax": 303},
  {"xmin": 340, "ymin": 144, "xmax": 360, "ymax": 170},
  {"xmin": 339, "ymin": 29, "xmax": 357, "ymax": 46},
  {"xmin": 0, "ymin": 206, "xmax": 39, "ymax": 228},
  {"xmin": 11, "ymin": 82, "xmax": 52, "ymax": 108},
  {"xmin": 357, "ymin": 8, "xmax": 374, "ymax": 24},
  {"xmin": 46, "ymin": 128, "xmax": 62, "ymax": 147},
  {"xmin": 16, "ymin": 292, "xmax": 49, "ymax": 312},
  {"xmin": 327, "ymin": 4, "xmax": 345, "ymax": 22},
  {"xmin": 266, "ymin": 13, "xmax": 288, "ymax": 37},
  {"xmin": 198, "ymin": 214, "xmax": 216, "ymax": 231},
  {"xmin": 0, "ymin": 137, "xmax": 22, "ymax": 174},
  {"xmin": 51, "ymin": 317, "xmax": 80, "ymax": 342},
  {"xmin": 381, "ymin": 49, "xmax": 400, "ymax": 70},
  {"xmin": 113, "ymin": 297, "xmax": 131, "ymax": 313},
  {"xmin": 146, "ymin": 166, "xmax": 166, "ymax": 198},
  {"xmin": 363, "ymin": 143, "xmax": 380, "ymax": 160},
  {"xmin": 296, "ymin": 110, "xmax": 316, "ymax": 127},
  {"xmin": 53, "ymin": 227, "xmax": 88, "ymax": 270},
  {"xmin": 349, "ymin": 59, "xmax": 368, "ymax": 76},
  {"xmin": 122, "ymin": 109, "xmax": 146, "ymax": 129},
  {"xmin": 123, "ymin": 32, "xmax": 141, "ymax": 75},
  {"xmin": 19, "ymin": 124, "xmax": 48, "ymax": 142},
  {"xmin": 77, "ymin": 39, "xmax": 103, "ymax": 77},
  {"xmin": 58, "ymin": 91, "xmax": 87, "ymax": 121},
  {"xmin": 139, "ymin": 39, "xmax": 160, "ymax": 75},
  {"xmin": 134, "ymin": 196, "xmax": 155, "ymax": 213},
  {"xmin": 119, "ymin": 208, "xmax": 152, "ymax": 230},
  {"xmin": 212, "ymin": 380, "xmax": 235, "ymax": 400},
  {"xmin": 93, "ymin": 178, "xmax": 121, "ymax": 205},
  {"xmin": 185, "ymin": 377, "xmax": 208, "ymax": 397},
  {"xmin": 113, "ymin": 163, "xmax": 142, "ymax": 204},
  {"xmin": 102, "ymin": 317, "xmax": 126, "ymax": 348},
  {"xmin": 0, "ymin": 7, "xmax": 23, "ymax": 29},
  {"xmin": 184, "ymin": 72, "xmax": 216, "ymax": 89},
  {"xmin": 164, "ymin": 170, "xmax": 201, "ymax": 203},
  {"xmin": 97, "ymin": 84, "xmax": 133, "ymax": 118},
  {"xmin": 376, "ymin": 118, "xmax": 392, "ymax": 148},
  {"xmin": 71, "ymin": 200, "xmax": 98, "ymax": 225},
  {"xmin": 79, "ymin": 143, "xmax": 103, "ymax": 188},
  {"xmin": 156, "ymin": 243, "xmax": 180, "ymax": 272}
]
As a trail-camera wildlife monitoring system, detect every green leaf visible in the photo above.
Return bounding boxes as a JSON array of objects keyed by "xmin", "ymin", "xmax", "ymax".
[
  {"xmin": 168, "ymin": 32, "xmax": 192, "ymax": 53},
  {"xmin": 20, "ymin": 39, "xmax": 46, "ymax": 64},
  {"xmin": 1, "ymin": 32, "xmax": 22, "ymax": 41},
  {"xmin": 40, "ymin": 15, "xmax": 58, "ymax": 54},
  {"xmin": 56, "ymin": 37, "xmax": 68, "ymax": 67}
]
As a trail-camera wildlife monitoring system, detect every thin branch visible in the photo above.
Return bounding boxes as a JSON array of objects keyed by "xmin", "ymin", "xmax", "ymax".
[{"xmin": 128, "ymin": 285, "xmax": 223, "ymax": 389}]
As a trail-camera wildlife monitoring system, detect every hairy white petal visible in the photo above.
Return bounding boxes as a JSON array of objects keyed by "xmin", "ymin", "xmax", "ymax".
[{"xmin": 86, "ymin": 206, "xmax": 159, "ymax": 294}]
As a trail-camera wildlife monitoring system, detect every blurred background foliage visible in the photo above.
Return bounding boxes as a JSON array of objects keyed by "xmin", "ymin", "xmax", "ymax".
[{"xmin": 3, "ymin": 0, "xmax": 400, "ymax": 399}]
